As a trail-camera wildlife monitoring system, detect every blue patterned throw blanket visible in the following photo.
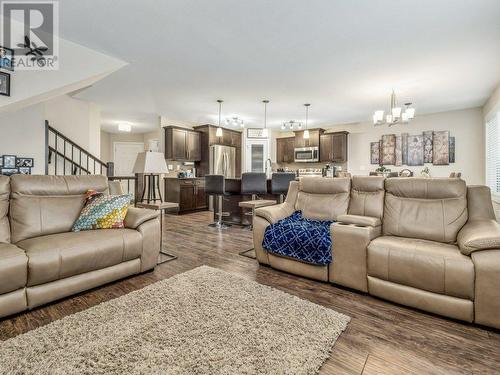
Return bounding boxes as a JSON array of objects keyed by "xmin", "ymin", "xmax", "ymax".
[{"xmin": 262, "ymin": 211, "xmax": 334, "ymax": 265}]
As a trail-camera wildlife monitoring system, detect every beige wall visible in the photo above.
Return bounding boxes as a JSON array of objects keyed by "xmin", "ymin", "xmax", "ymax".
[
  {"xmin": 44, "ymin": 95, "xmax": 102, "ymax": 157},
  {"xmin": 100, "ymin": 132, "xmax": 146, "ymax": 163},
  {"xmin": 273, "ymin": 107, "xmax": 484, "ymax": 185}
]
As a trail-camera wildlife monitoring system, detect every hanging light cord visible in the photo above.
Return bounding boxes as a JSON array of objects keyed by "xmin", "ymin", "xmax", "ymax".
[{"xmin": 217, "ymin": 100, "xmax": 222, "ymax": 127}]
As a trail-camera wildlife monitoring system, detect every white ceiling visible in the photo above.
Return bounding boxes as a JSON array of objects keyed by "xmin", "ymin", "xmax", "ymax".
[{"xmin": 59, "ymin": 0, "xmax": 500, "ymax": 133}]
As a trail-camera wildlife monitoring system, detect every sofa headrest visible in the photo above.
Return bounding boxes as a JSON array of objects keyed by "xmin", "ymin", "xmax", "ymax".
[
  {"xmin": 385, "ymin": 177, "xmax": 466, "ymax": 199},
  {"xmin": 352, "ymin": 176, "xmax": 384, "ymax": 192},
  {"xmin": 299, "ymin": 177, "xmax": 350, "ymax": 194},
  {"xmin": 10, "ymin": 175, "xmax": 108, "ymax": 196},
  {"xmin": 0, "ymin": 176, "xmax": 9, "ymax": 196}
]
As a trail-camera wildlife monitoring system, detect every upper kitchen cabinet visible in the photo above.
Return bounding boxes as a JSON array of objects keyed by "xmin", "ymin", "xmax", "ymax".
[
  {"xmin": 164, "ymin": 126, "xmax": 201, "ymax": 161},
  {"xmin": 293, "ymin": 129, "xmax": 323, "ymax": 148},
  {"xmin": 276, "ymin": 137, "xmax": 295, "ymax": 163},
  {"xmin": 319, "ymin": 131, "xmax": 348, "ymax": 163}
]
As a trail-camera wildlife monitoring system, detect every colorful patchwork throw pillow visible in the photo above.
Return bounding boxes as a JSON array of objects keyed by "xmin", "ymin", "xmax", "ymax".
[{"xmin": 72, "ymin": 190, "xmax": 131, "ymax": 231}]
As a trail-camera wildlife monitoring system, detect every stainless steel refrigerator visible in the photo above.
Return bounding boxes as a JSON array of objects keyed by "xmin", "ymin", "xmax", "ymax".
[{"xmin": 209, "ymin": 145, "xmax": 236, "ymax": 178}]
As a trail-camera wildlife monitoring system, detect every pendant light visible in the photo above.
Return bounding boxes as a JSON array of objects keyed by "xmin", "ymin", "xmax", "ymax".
[
  {"xmin": 262, "ymin": 99, "xmax": 269, "ymax": 138},
  {"xmin": 216, "ymin": 100, "xmax": 223, "ymax": 137},
  {"xmin": 303, "ymin": 103, "xmax": 311, "ymax": 139}
]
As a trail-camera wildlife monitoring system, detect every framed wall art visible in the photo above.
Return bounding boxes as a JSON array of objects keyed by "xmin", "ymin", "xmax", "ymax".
[
  {"xmin": 381, "ymin": 134, "xmax": 396, "ymax": 165},
  {"xmin": 433, "ymin": 131, "xmax": 449, "ymax": 165},
  {"xmin": 423, "ymin": 131, "xmax": 433, "ymax": 163},
  {"xmin": 0, "ymin": 72, "xmax": 10, "ymax": 96},
  {"xmin": 407, "ymin": 135, "xmax": 424, "ymax": 166},
  {"xmin": 370, "ymin": 142, "xmax": 380, "ymax": 164}
]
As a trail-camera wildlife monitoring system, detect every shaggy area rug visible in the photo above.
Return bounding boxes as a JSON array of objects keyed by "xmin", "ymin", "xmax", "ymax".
[{"xmin": 0, "ymin": 266, "xmax": 350, "ymax": 374}]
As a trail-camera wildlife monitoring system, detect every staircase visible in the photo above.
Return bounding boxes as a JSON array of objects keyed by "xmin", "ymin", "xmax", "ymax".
[
  {"xmin": 44, "ymin": 120, "xmax": 139, "ymax": 200},
  {"xmin": 44, "ymin": 120, "xmax": 113, "ymax": 176}
]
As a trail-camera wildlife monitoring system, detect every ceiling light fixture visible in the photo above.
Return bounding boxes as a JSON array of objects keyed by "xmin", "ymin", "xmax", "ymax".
[
  {"xmin": 373, "ymin": 89, "xmax": 415, "ymax": 126},
  {"xmin": 216, "ymin": 99, "xmax": 223, "ymax": 137},
  {"xmin": 303, "ymin": 104, "xmax": 311, "ymax": 139},
  {"xmin": 262, "ymin": 99, "xmax": 269, "ymax": 138},
  {"xmin": 118, "ymin": 123, "xmax": 132, "ymax": 132},
  {"xmin": 281, "ymin": 120, "xmax": 302, "ymax": 130},
  {"xmin": 225, "ymin": 117, "xmax": 244, "ymax": 128}
]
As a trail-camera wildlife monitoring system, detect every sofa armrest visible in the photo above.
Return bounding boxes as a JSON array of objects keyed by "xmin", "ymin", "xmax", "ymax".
[
  {"xmin": 337, "ymin": 214, "xmax": 381, "ymax": 227},
  {"xmin": 124, "ymin": 207, "xmax": 160, "ymax": 229},
  {"xmin": 457, "ymin": 219, "xmax": 500, "ymax": 255},
  {"xmin": 255, "ymin": 203, "xmax": 294, "ymax": 224}
]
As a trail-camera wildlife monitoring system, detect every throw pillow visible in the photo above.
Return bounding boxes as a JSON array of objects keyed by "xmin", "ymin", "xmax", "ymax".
[{"xmin": 72, "ymin": 190, "xmax": 131, "ymax": 232}]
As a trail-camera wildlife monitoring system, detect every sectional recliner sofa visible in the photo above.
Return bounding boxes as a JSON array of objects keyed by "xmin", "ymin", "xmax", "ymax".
[
  {"xmin": 0, "ymin": 174, "xmax": 161, "ymax": 319},
  {"xmin": 254, "ymin": 176, "xmax": 500, "ymax": 329}
]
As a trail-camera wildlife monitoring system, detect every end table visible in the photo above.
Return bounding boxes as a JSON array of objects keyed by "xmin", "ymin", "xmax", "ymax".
[{"xmin": 136, "ymin": 201, "xmax": 179, "ymax": 264}]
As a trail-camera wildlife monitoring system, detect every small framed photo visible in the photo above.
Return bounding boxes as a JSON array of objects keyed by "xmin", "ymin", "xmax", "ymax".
[
  {"xmin": 1, "ymin": 168, "xmax": 18, "ymax": 176},
  {"xmin": 2, "ymin": 155, "xmax": 16, "ymax": 168},
  {"xmin": 0, "ymin": 72, "xmax": 10, "ymax": 96},
  {"xmin": 0, "ymin": 46, "xmax": 14, "ymax": 71},
  {"xmin": 0, "ymin": 157, "xmax": 3, "ymax": 167},
  {"xmin": 16, "ymin": 158, "xmax": 34, "ymax": 168},
  {"xmin": 18, "ymin": 167, "xmax": 31, "ymax": 175}
]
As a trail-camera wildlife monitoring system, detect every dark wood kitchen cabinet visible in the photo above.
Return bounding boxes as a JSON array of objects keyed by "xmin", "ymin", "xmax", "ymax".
[
  {"xmin": 319, "ymin": 131, "xmax": 348, "ymax": 163},
  {"xmin": 164, "ymin": 126, "xmax": 201, "ymax": 161},
  {"xmin": 294, "ymin": 129, "xmax": 323, "ymax": 148},
  {"xmin": 276, "ymin": 137, "xmax": 295, "ymax": 163},
  {"xmin": 164, "ymin": 178, "xmax": 207, "ymax": 212}
]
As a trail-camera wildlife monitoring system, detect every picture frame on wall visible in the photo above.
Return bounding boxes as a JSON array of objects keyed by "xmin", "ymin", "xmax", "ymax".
[
  {"xmin": 370, "ymin": 142, "xmax": 380, "ymax": 164},
  {"xmin": 18, "ymin": 167, "xmax": 31, "ymax": 175},
  {"xmin": 1, "ymin": 168, "xmax": 18, "ymax": 176},
  {"xmin": 0, "ymin": 72, "xmax": 10, "ymax": 97},
  {"xmin": 407, "ymin": 135, "xmax": 424, "ymax": 166},
  {"xmin": 423, "ymin": 131, "xmax": 433, "ymax": 163},
  {"xmin": 0, "ymin": 46, "xmax": 14, "ymax": 71},
  {"xmin": 433, "ymin": 131, "xmax": 450, "ymax": 165},
  {"xmin": 2, "ymin": 155, "xmax": 16, "ymax": 168},
  {"xmin": 16, "ymin": 158, "xmax": 34, "ymax": 168},
  {"xmin": 381, "ymin": 134, "xmax": 396, "ymax": 165},
  {"xmin": 395, "ymin": 135, "xmax": 402, "ymax": 166},
  {"xmin": 449, "ymin": 137, "xmax": 456, "ymax": 163}
]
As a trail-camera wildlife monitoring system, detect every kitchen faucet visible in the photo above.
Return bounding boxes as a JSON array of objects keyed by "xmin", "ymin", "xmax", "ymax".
[{"xmin": 265, "ymin": 158, "xmax": 272, "ymax": 176}]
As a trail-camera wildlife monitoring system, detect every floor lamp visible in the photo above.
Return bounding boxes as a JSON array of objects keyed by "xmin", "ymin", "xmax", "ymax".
[{"xmin": 132, "ymin": 151, "xmax": 168, "ymax": 203}]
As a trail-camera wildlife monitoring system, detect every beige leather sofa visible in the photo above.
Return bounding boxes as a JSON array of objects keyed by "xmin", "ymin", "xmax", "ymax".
[
  {"xmin": 254, "ymin": 176, "xmax": 500, "ymax": 329},
  {"xmin": 0, "ymin": 175, "xmax": 161, "ymax": 319}
]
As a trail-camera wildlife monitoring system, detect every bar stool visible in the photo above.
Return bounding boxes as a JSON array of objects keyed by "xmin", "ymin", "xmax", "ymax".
[
  {"xmin": 271, "ymin": 172, "xmax": 296, "ymax": 203},
  {"xmin": 205, "ymin": 175, "xmax": 231, "ymax": 229},
  {"xmin": 238, "ymin": 172, "xmax": 276, "ymax": 229}
]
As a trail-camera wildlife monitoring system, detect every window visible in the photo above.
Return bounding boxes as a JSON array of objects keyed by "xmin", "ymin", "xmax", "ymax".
[{"xmin": 486, "ymin": 110, "xmax": 500, "ymax": 198}]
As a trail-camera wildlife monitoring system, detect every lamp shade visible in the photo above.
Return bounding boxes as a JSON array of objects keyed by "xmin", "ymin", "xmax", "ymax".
[{"xmin": 132, "ymin": 151, "xmax": 168, "ymax": 174}]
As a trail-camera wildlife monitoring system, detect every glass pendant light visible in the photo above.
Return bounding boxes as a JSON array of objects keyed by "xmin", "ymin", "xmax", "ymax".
[
  {"xmin": 216, "ymin": 100, "xmax": 223, "ymax": 137},
  {"xmin": 262, "ymin": 99, "xmax": 269, "ymax": 138},
  {"xmin": 303, "ymin": 103, "xmax": 310, "ymax": 139}
]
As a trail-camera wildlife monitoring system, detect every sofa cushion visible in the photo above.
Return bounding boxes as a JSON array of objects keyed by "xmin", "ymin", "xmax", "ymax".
[
  {"xmin": 368, "ymin": 236, "xmax": 474, "ymax": 300},
  {"xmin": 0, "ymin": 243, "xmax": 27, "ymax": 295},
  {"xmin": 72, "ymin": 191, "xmax": 131, "ymax": 231},
  {"xmin": 17, "ymin": 229, "xmax": 142, "ymax": 286},
  {"xmin": 348, "ymin": 176, "xmax": 385, "ymax": 219},
  {"xmin": 383, "ymin": 178, "xmax": 468, "ymax": 243},
  {"xmin": 9, "ymin": 175, "xmax": 109, "ymax": 243},
  {"xmin": 295, "ymin": 177, "xmax": 350, "ymax": 221},
  {"xmin": 0, "ymin": 176, "xmax": 10, "ymax": 243}
]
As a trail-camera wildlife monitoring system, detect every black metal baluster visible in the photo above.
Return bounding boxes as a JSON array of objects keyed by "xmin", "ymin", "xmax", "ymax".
[
  {"xmin": 54, "ymin": 135, "xmax": 58, "ymax": 175},
  {"xmin": 63, "ymin": 140, "xmax": 66, "ymax": 175}
]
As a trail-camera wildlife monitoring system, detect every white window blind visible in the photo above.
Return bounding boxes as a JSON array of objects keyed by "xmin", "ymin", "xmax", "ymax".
[{"xmin": 486, "ymin": 111, "xmax": 500, "ymax": 197}]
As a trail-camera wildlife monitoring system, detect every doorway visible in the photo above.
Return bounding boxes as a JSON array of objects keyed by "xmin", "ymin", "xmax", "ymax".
[
  {"xmin": 245, "ymin": 139, "xmax": 270, "ymax": 176},
  {"xmin": 113, "ymin": 142, "xmax": 145, "ymax": 176}
]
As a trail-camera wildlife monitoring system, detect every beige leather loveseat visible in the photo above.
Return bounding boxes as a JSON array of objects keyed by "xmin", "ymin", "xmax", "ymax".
[
  {"xmin": 0, "ymin": 175, "xmax": 161, "ymax": 319},
  {"xmin": 254, "ymin": 176, "xmax": 500, "ymax": 329}
]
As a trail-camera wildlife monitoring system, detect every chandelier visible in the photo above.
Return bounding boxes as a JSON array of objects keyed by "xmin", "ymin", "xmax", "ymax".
[
  {"xmin": 281, "ymin": 120, "xmax": 303, "ymax": 131},
  {"xmin": 373, "ymin": 90, "xmax": 415, "ymax": 126},
  {"xmin": 225, "ymin": 116, "xmax": 244, "ymax": 128}
]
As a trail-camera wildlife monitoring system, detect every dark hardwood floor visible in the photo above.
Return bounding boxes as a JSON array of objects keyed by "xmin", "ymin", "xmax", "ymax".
[{"xmin": 1, "ymin": 211, "xmax": 499, "ymax": 374}]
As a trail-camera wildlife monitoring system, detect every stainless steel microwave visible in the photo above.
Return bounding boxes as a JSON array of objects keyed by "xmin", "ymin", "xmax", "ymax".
[{"xmin": 294, "ymin": 147, "xmax": 319, "ymax": 162}]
